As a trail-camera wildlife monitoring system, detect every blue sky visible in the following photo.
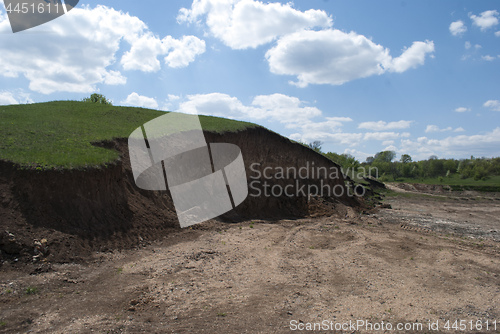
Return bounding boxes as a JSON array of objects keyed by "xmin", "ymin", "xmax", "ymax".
[{"xmin": 1, "ymin": 0, "xmax": 499, "ymax": 161}]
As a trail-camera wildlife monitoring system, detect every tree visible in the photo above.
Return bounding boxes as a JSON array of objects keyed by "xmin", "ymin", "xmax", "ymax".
[
  {"xmin": 324, "ymin": 152, "xmax": 360, "ymax": 170},
  {"xmin": 365, "ymin": 156, "xmax": 375, "ymax": 164},
  {"xmin": 374, "ymin": 150, "xmax": 396, "ymax": 163},
  {"xmin": 82, "ymin": 93, "xmax": 112, "ymax": 105},
  {"xmin": 307, "ymin": 141, "xmax": 323, "ymax": 153},
  {"xmin": 400, "ymin": 154, "xmax": 412, "ymax": 164}
]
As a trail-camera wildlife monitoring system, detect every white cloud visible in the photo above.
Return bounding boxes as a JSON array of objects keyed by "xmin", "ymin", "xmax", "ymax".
[
  {"xmin": 470, "ymin": 10, "xmax": 499, "ymax": 31},
  {"xmin": 425, "ymin": 125, "xmax": 451, "ymax": 133},
  {"xmin": 496, "ymin": 31, "xmax": 500, "ymax": 37},
  {"xmin": 465, "ymin": 41, "xmax": 472, "ymax": 49},
  {"xmin": 251, "ymin": 94, "xmax": 322, "ymax": 126},
  {"xmin": 0, "ymin": 5, "xmax": 205, "ymax": 94},
  {"xmin": 122, "ymin": 92, "xmax": 159, "ymax": 109},
  {"xmin": 177, "ymin": 0, "xmax": 332, "ymax": 50},
  {"xmin": 0, "ymin": 91, "xmax": 32, "ymax": 105},
  {"xmin": 449, "ymin": 20, "xmax": 467, "ymax": 36},
  {"xmin": 401, "ymin": 128, "xmax": 500, "ymax": 159},
  {"xmin": 120, "ymin": 34, "xmax": 205, "ymax": 72},
  {"xmin": 382, "ymin": 140, "xmax": 395, "ymax": 146},
  {"xmin": 0, "ymin": 91, "xmax": 19, "ymax": 105},
  {"xmin": 482, "ymin": 55, "xmax": 496, "ymax": 61},
  {"xmin": 265, "ymin": 29, "xmax": 434, "ymax": 87},
  {"xmin": 163, "ymin": 36, "xmax": 206, "ymax": 68},
  {"xmin": 290, "ymin": 131, "xmax": 364, "ymax": 147},
  {"xmin": 425, "ymin": 125, "xmax": 465, "ymax": 133},
  {"xmin": 168, "ymin": 94, "xmax": 181, "ymax": 101},
  {"xmin": 455, "ymin": 107, "xmax": 470, "ymax": 113},
  {"xmin": 358, "ymin": 120, "xmax": 413, "ymax": 131},
  {"xmin": 484, "ymin": 100, "xmax": 500, "ymax": 111},
  {"xmin": 177, "ymin": 92, "xmax": 323, "ymax": 126},
  {"xmin": 383, "ymin": 144, "xmax": 398, "ymax": 152},
  {"xmin": 364, "ymin": 132, "xmax": 403, "ymax": 141},
  {"xmin": 389, "ymin": 40, "xmax": 435, "ymax": 73}
]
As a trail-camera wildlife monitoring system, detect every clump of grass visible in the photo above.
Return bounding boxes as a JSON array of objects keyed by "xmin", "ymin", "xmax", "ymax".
[
  {"xmin": 116, "ymin": 267, "xmax": 123, "ymax": 274},
  {"xmin": 25, "ymin": 286, "xmax": 38, "ymax": 295},
  {"xmin": 0, "ymin": 321, "xmax": 6, "ymax": 327},
  {"xmin": 217, "ymin": 312, "xmax": 227, "ymax": 317}
]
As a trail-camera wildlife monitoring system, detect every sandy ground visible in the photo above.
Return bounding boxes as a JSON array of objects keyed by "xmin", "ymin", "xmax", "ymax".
[{"xmin": 1, "ymin": 191, "xmax": 499, "ymax": 333}]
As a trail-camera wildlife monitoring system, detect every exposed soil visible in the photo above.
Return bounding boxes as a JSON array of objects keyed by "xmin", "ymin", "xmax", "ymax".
[
  {"xmin": 1, "ymin": 125, "xmax": 499, "ymax": 333},
  {"xmin": 380, "ymin": 184, "xmax": 500, "ymax": 242},
  {"xmin": 0, "ymin": 127, "xmax": 359, "ymax": 264},
  {"xmin": 0, "ymin": 189, "xmax": 499, "ymax": 333}
]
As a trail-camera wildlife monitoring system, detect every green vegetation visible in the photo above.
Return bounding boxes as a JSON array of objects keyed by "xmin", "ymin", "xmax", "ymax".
[
  {"xmin": 24, "ymin": 286, "xmax": 38, "ymax": 295},
  {"xmin": 0, "ymin": 100, "xmax": 258, "ymax": 169},
  {"xmin": 304, "ymin": 142, "xmax": 499, "ymax": 191},
  {"xmin": 82, "ymin": 93, "xmax": 112, "ymax": 105}
]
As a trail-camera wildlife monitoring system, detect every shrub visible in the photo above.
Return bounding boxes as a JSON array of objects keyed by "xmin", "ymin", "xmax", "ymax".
[{"xmin": 82, "ymin": 93, "xmax": 112, "ymax": 105}]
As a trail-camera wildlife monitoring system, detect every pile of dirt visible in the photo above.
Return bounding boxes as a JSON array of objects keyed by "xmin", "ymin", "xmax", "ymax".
[
  {"xmin": 0, "ymin": 127, "xmax": 365, "ymax": 264},
  {"xmin": 391, "ymin": 182, "xmax": 451, "ymax": 194}
]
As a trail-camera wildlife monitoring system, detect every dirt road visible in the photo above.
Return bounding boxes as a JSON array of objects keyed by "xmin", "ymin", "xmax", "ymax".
[{"xmin": 1, "ymin": 192, "xmax": 499, "ymax": 333}]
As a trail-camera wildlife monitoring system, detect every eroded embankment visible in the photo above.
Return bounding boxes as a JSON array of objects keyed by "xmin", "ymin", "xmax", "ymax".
[{"xmin": 0, "ymin": 127, "xmax": 363, "ymax": 263}]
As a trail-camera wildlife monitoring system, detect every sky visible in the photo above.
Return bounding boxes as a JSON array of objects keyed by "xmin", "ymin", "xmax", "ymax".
[{"xmin": 0, "ymin": 0, "xmax": 499, "ymax": 161}]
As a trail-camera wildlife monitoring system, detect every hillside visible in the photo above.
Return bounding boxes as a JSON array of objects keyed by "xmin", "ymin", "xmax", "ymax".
[
  {"xmin": 0, "ymin": 101, "xmax": 361, "ymax": 263},
  {"xmin": 0, "ymin": 101, "xmax": 258, "ymax": 169}
]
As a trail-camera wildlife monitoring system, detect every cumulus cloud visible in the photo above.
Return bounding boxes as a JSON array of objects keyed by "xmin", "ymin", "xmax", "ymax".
[
  {"xmin": 290, "ymin": 131, "xmax": 364, "ymax": 148},
  {"xmin": 425, "ymin": 125, "xmax": 453, "ymax": 133},
  {"xmin": 484, "ymin": 100, "xmax": 500, "ymax": 111},
  {"xmin": 496, "ymin": 31, "xmax": 500, "ymax": 37},
  {"xmin": 0, "ymin": 91, "xmax": 32, "ymax": 105},
  {"xmin": 122, "ymin": 92, "xmax": 159, "ymax": 109},
  {"xmin": 455, "ymin": 107, "xmax": 470, "ymax": 113},
  {"xmin": 177, "ymin": 92, "xmax": 323, "ymax": 126},
  {"xmin": 401, "ymin": 128, "xmax": 500, "ymax": 159},
  {"xmin": 358, "ymin": 120, "xmax": 413, "ymax": 131},
  {"xmin": 177, "ymin": 0, "xmax": 332, "ymax": 49},
  {"xmin": 389, "ymin": 41, "xmax": 436, "ymax": 73},
  {"xmin": 470, "ymin": 10, "xmax": 499, "ymax": 31},
  {"xmin": 265, "ymin": 29, "xmax": 434, "ymax": 87},
  {"xmin": 363, "ymin": 132, "xmax": 405, "ymax": 141},
  {"xmin": 0, "ymin": 91, "xmax": 20, "ymax": 105},
  {"xmin": 0, "ymin": 5, "xmax": 205, "ymax": 94},
  {"xmin": 121, "ymin": 34, "xmax": 205, "ymax": 72},
  {"xmin": 449, "ymin": 20, "xmax": 467, "ymax": 36}
]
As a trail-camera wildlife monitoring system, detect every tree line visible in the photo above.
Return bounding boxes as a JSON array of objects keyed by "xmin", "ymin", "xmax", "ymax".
[{"xmin": 306, "ymin": 141, "xmax": 500, "ymax": 182}]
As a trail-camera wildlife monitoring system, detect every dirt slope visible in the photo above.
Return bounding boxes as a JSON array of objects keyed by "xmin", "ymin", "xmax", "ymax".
[{"xmin": 0, "ymin": 127, "xmax": 361, "ymax": 263}]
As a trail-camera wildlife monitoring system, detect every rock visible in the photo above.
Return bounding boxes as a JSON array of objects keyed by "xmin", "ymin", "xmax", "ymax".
[{"xmin": 0, "ymin": 231, "xmax": 23, "ymax": 254}]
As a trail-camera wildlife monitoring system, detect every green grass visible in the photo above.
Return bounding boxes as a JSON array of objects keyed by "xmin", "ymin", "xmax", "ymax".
[
  {"xmin": 24, "ymin": 286, "xmax": 38, "ymax": 295},
  {"xmin": 0, "ymin": 101, "xmax": 258, "ymax": 169}
]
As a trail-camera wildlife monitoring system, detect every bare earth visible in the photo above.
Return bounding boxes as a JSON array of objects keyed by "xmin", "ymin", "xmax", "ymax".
[{"xmin": 1, "ymin": 190, "xmax": 499, "ymax": 333}]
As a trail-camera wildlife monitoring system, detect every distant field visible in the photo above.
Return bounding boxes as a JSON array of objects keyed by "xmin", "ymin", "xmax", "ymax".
[
  {"xmin": 391, "ymin": 175, "xmax": 500, "ymax": 192},
  {"xmin": 0, "ymin": 101, "xmax": 258, "ymax": 169}
]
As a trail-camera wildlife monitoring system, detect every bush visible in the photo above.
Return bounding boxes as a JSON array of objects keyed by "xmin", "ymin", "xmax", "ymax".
[{"xmin": 82, "ymin": 93, "xmax": 112, "ymax": 105}]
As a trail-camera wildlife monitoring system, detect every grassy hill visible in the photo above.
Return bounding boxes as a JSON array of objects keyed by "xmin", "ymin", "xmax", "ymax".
[{"xmin": 0, "ymin": 101, "xmax": 258, "ymax": 169}]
